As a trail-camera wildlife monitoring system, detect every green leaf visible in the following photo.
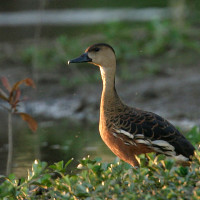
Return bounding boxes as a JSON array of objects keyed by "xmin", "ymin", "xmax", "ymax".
[
  {"xmin": 7, "ymin": 174, "xmax": 16, "ymax": 183},
  {"xmin": 29, "ymin": 160, "xmax": 47, "ymax": 180},
  {"xmin": 187, "ymin": 126, "xmax": 200, "ymax": 145},
  {"xmin": 92, "ymin": 165, "xmax": 102, "ymax": 174},
  {"xmin": 75, "ymin": 184, "xmax": 89, "ymax": 197},
  {"xmin": 55, "ymin": 160, "xmax": 64, "ymax": 171},
  {"xmin": 94, "ymin": 157, "xmax": 102, "ymax": 162},
  {"xmin": 64, "ymin": 158, "xmax": 73, "ymax": 169},
  {"xmin": 164, "ymin": 160, "xmax": 174, "ymax": 170},
  {"xmin": 63, "ymin": 175, "xmax": 71, "ymax": 185},
  {"xmin": 177, "ymin": 166, "xmax": 188, "ymax": 177}
]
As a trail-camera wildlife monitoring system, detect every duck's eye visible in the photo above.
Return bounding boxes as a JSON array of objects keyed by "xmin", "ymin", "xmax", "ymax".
[{"xmin": 94, "ymin": 47, "xmax": 100, "ymax": 52}]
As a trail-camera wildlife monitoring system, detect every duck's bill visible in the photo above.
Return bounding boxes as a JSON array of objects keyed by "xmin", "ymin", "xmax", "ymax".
[{"xmin": 68, "ymin": 53, "xmax": 92, "ymax": 65}]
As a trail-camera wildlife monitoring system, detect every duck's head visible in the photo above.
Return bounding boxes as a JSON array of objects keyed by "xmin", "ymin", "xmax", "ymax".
[{"xmin": 68, "ymin": 43, "xmax": 116, "ymax": 68}]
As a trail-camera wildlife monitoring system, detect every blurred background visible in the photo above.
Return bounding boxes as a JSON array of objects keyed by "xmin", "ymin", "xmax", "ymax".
[{"xmin": 0, "ymin": 0, "xmax": 200, "ymax": 177}]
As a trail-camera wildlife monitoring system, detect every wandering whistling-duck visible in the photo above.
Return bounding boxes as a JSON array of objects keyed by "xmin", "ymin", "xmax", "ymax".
[{"xmin": 68, "ymin": 43, "xmax": 195, "ymax": 167}]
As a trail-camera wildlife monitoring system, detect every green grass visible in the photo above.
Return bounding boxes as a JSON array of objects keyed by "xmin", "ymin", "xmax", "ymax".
[
  {"xmin": 0, "ymin": 127, "xmax": 199, "ymax": 199},
  {"xmin": 20, "ymin": 20, "xmax": 200, "ymax": 70},
  {"xmin": 16, "ymin": 19, "xmax": 200, "ymax": 90}
]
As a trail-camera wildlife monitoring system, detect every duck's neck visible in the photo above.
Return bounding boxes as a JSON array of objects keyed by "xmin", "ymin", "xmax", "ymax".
[{"xmin": 99, "ymin": 65, "xmax": 122, "ymax": 112}]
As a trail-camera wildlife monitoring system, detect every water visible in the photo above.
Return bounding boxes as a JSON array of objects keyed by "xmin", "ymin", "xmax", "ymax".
[{"xmin": 0, "ymin": 116, "xmax": 114, "ymax": 177}]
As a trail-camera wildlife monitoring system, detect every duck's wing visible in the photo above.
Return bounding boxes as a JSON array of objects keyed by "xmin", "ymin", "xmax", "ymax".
[{"xmin": 111, "ymin": 108, "xmax": 195, "ymax": 161}]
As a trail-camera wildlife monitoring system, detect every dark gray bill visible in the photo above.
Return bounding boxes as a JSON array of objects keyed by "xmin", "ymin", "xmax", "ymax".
[{"xmin": 68, "ymin": 53, "xmax": 92, "ymax": 65}]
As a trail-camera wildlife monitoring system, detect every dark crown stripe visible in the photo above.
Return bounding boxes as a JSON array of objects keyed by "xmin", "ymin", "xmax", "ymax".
[{"xmin": 85, "ymin": 43, "xmax": 115, "ymax": 54}]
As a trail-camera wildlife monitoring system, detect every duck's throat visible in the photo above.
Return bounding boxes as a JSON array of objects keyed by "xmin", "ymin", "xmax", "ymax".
[{"xmin": 100, "ymin": 66, "xmax": 122, "ymax": 111}]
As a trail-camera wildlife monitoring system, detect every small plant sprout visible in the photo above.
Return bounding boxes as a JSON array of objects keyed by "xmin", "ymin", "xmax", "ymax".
[{"xmin": 0, "ymin": 77, "xmax": 38, "ymax": 175}]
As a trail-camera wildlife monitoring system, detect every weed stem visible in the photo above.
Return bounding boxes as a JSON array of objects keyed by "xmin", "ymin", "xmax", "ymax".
[{"xmin": 6, "ymin": 110, "xmax": 13, "ymax": 176}]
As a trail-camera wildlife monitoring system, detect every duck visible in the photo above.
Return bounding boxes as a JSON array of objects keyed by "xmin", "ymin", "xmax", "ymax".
[{"xmin": 68, "ymin": 43, "xmax": 195, "ymax": 167}]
